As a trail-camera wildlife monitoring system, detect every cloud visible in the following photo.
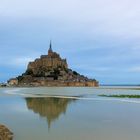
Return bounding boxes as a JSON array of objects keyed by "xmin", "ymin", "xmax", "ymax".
[
  {"xmin": 11, "ymin": 57, "xmax": 34, "ymax": 67},
  {"xmin": 0, "ymin": 57, "xmax": 34, "ymax": 67},
  {"xmin": 0, "ymin": 0, "xmax": 140, "ymax": 84},
  {"xmin": 1, "ymin": 0, "xmax": 140, "ymax": 39},
  {"xmin": 127, "ymin": 66, "xmax": 140, "ymax": 72}
]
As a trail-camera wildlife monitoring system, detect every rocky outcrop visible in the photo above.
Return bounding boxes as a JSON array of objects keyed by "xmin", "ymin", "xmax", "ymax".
[
  {"xmin": 8, "ymin": 42, "xmax": 99, "ymax": 87},
  {"xmin": 0, "ymin": 124, "xmax": 13, "ymax": 140}
]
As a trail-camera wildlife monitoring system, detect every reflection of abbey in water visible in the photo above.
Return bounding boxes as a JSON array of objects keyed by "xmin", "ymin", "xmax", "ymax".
[{"xmin": 25, "ymin": 97, "xmax": 74, "ymax": 128}]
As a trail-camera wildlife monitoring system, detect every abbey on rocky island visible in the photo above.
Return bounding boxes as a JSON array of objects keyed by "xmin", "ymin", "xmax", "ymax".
[{"xmin": 8, "ymin": 42, "xmax": 99, "ymax": 87}]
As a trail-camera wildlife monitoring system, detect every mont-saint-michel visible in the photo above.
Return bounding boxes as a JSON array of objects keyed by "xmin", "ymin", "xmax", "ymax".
[
  {"xmin": 1, "ymin": 0, "xmax": 140, "ymax": 140},
  {"xmin": 8, "ymin": 42, "xmax": 99, "ymax": 87}
]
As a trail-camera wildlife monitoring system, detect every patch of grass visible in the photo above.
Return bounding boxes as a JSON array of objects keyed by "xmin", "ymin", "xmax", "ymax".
[{"xmin": 99, "ymin": 94, "xmax": 140, "ymax": 98}]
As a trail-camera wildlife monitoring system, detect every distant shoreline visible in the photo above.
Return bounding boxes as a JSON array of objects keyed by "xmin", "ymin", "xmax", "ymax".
[
  {"xmin": 101, "ymin": 84, "xmax": 140, "ymax": 86},
  {"xmin": 99, "ymin": 94, "xmax": 140, "ymax": 98}
]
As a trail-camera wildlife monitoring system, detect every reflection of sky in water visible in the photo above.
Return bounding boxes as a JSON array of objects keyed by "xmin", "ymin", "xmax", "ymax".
[{"xmin": 0, "ymin": 87, "xmax": 140, "ymax": 140}]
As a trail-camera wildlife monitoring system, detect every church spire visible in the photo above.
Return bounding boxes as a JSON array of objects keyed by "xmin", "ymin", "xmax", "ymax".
[
  {"xmin": 48, "ymin": 40, "xmax": 53, "ymax": 55},
  {"xmin": 49, "ymin": 40, "xmax": 52, "ymax": 52}
]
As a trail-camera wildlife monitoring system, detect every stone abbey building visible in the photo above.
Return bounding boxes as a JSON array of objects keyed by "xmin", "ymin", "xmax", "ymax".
[
  {"xmin": 28, "ymin": 42, "xmax": 68, "ymax": 78},
  {"xmin": 8, "ymin": 42, "xmax": 99, "ymax": 87}
]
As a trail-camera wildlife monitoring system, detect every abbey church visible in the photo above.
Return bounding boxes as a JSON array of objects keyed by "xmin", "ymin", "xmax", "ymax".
[
  {"xmin": 28, "ymin": 42, "xmax": 68, "ymax": 78},
  {"xmin": 8, "ymin": 42, "xmax": 99, "ymax": 87}
]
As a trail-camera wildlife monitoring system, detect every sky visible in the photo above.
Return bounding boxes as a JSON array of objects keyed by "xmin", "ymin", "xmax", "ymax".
[{"xmin": 0, "ymin": 0, "xmax": 140, "ymax": 84}]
